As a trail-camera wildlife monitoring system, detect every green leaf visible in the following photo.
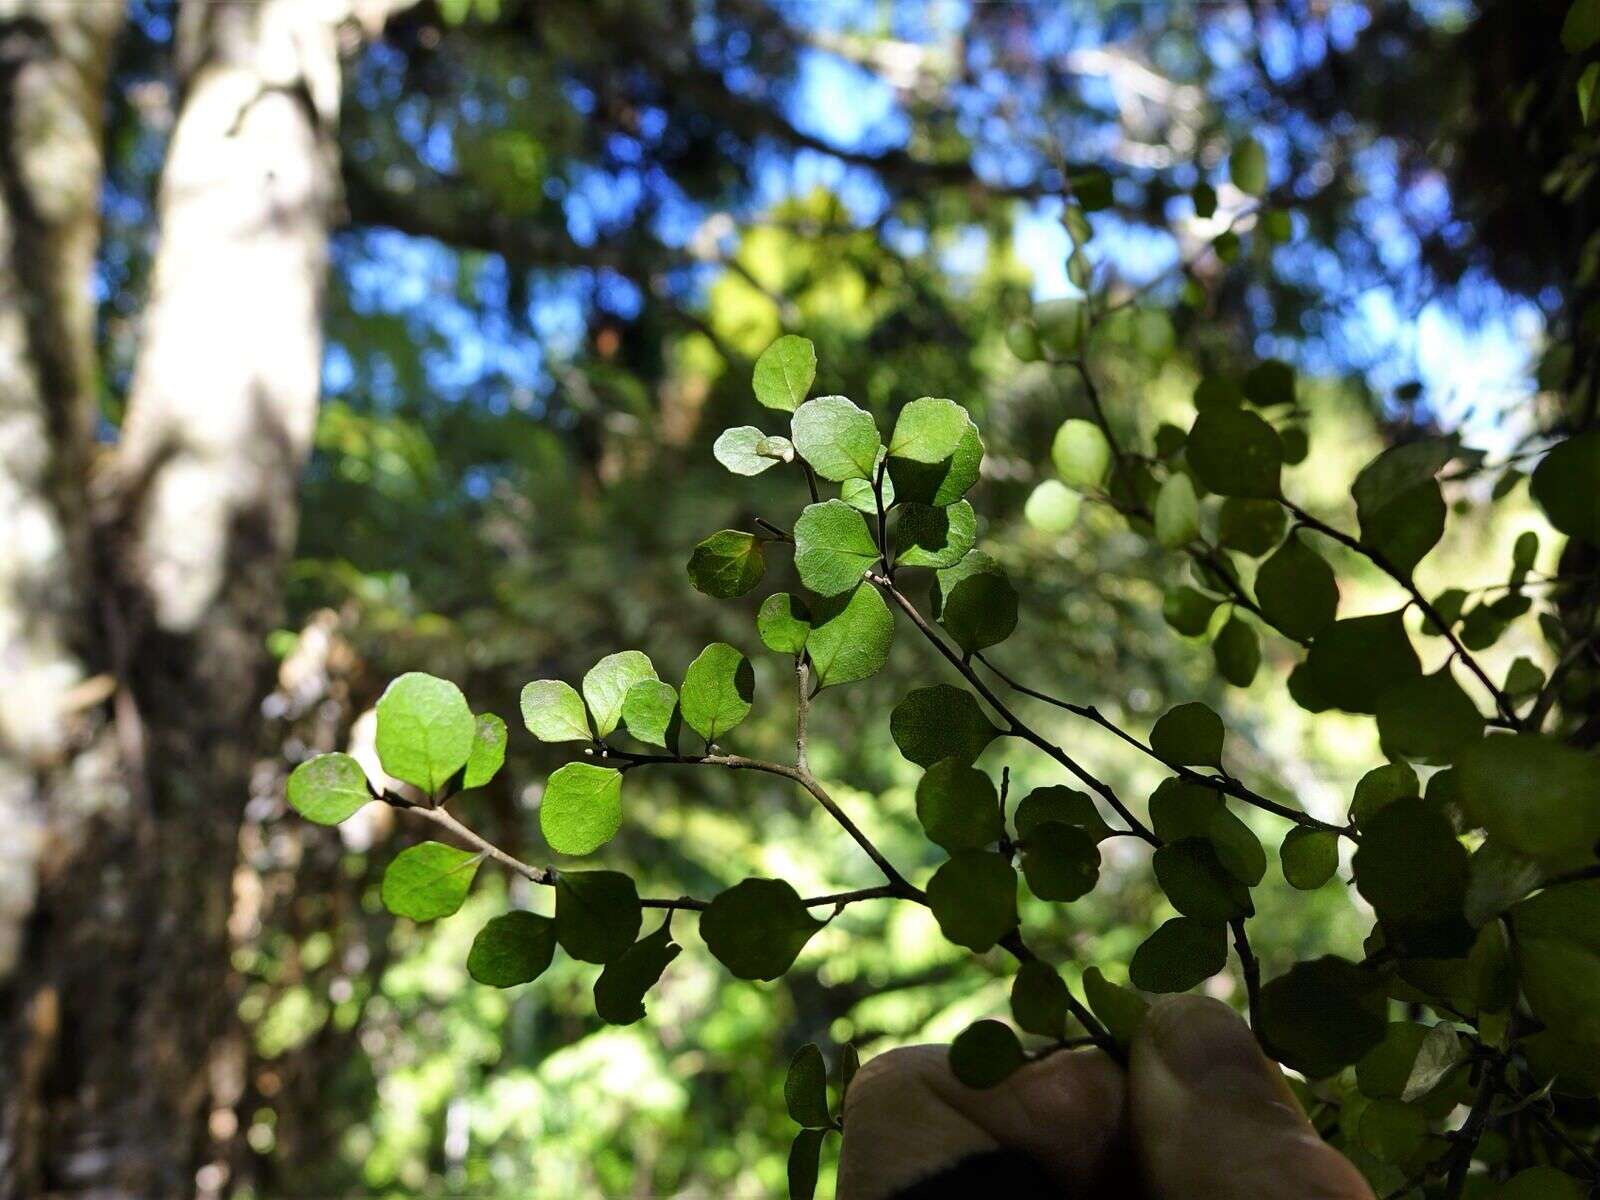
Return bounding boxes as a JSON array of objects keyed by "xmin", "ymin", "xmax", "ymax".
[
  {"xmin": 1153, "ymin": 837, "xmax": 1253, "ymax": 923},
  {"xmin": 1153, "ymin": 473, "xmax": 1200, "ymax": 548},
  {"xmin": 1051, "ymin": 419, "xmax": 1112, "ymax": 489},
  {"xmin": 1504, "ymin": 656, "xmax": 1545, "ymax": 698},
  {"xmin": 793, "ymin": 500, "xmax": 878, "ymax": 597},
  {"xmin": 1300, "ymin": 612, "xmax": 1421, "ymax": 715},
  {"xmin": 1082, "ymin": 966, "xmax": 1149, "ymax": 1046},
  {"xmin": 687, "ymin": 531, "xmax": 767, "ymax": 599},
  {"xmin": 1352, "ymin": 438, "xmax": 1454, "ymax": 517},
  {"xmin": 463, "ymin": 714, "xmax": 507, "ymax": 790},
  {"xmin": 1455, "ymin": 734, "xmax": 1600, "ymax": 859},
  {"xmin": 891, "ymin": 685, "xmax": 997, "ymax": 768},
  {"xmin": 1530, "ymin": 430, "xmax": 1600, "ymax": 542},
  {"xmin": 948, "ymin": 1020, "xmax": 1025, "ymax": 1089},
  {"xmin": 1496, "ymin": 1167, "xmax": 1589, "ymax": 1200},
  {"xmin": 1186, "ymin": 410, "xmax": 1282, "ymax": 499},
  {"xmin": 521, "ymin": 679, "xmax": 592, "ymax": 743},
  {"xmin": 287, "ymin": 753, "xmax": 372, "ymax": 825},
  {"xmin": 888, "ymin": 406, "xmax": 982, "ymax": 507},
  {"xmin": 916, "ymin": 759, "xmax": 1003, "ymax": 852},
  {"xmin": 785, "ymin": 1044, "xmax": 831, "ymax": 1127},
  {"xmin": 1212, "ymin": 616, "xmax": 1260, "ymax": 688},
  {"xmin": 554, "ymin": 870, "xmax": 642, "ymax": 964},
  {"xmin": 927, "ymin": 851, "xmax": 1018, "ymax": 951},
  {"xmin": 888, "ymin": 396, "xmax": 967, "ymax": 464},
  {"xmin": 931, "ymin": 551, "xmax": 1018, "ymax": 653},
  {"xmin": 757, "ymin": 593, "xmax": 812, "ymax": 655},
  {"xmin": 806, "ymin": 583, "xmax": 894, "ymax": 689},
  {"xmin": 1129, "ymin": 918, "xmax": 1227, "ymax": 994},
  {"xmin": 1564, "ymin": 0, "xmax": 1600, "ymax": 53},
  {"xmin": 1281, "ymin": 827, "xmax": 1339, "ymax": 890},
  {"xmin": 583, "ymin": 651, "xmax": 657, "ymax": 738},
  {"xmin": 1217, "ymin": 498, "xmax": 1286, "ymax": 556},
  {"xmin": 1357, "ymin": 1099, "xmax": 1428, "ymax": 1164},
  {"xmin": 1036, "ymin": 297, "xmax": 1087, "ymax": 354},
  {"xmin": 1242, "ymin": 359, "xmax": 1295, "ymax": 407},
  {"xmin": 1229, "ymin": 136, "xmax": 1267, "ymax": 196},
  {"xmin": 1375, "ymin": 668, "xmax": 1484, "ymax": 765},
  {"xmin": 1354, "ymin": 798, "xmax": 1472, "ymax": 957},
  {"xmin": 1255, "ymin": 534, "xmax": 1338, "ymax": 642},
  {"xmin": 375, "ymin": 672, "xmax": 476, "ymax": 794},
  {"xmin": 1464, "ymin": 840, "xmax": 1546, "ymax": 928},
  {"xmin": 790, "ymin": 395, "xmax": 882, "ymax": 482},
  {"xmin": 467, "ymin": 910, "xmax": 557, "ymax": 987},
  {"xmin": 540, "ymin": 762, "xmax": 624, "ymax": 856},
  {"xmin": 1510, "ymin": 881, "xmax": 1600, "ymax": 1046},
  {"xmin": 1149, "ymin": 702, "xmax": 1224, "ymax": 768},
  {"xmin": 594, "ymin": 920, "xmax": 680, "ymax": 1025},
  {"xmin": 1011, "ymin": 960, "xmax": 1071, "ymax": 1039},
  {"xmin": 700, "ymin": 878, "xmax": 824, "ymax": 981},
  {"xmin": 1014, "ymin": 786, "xmax": 1113, "ymax": 843},
  {"xmin": 894, "ymin": 501, "xmax": 976, "ymax": 569},
  {"xmin": 714, "ymin": 425, "xmax": 785, "ymax": 475},
  {"xmin": 1258, "ymin": 957, "xmax": 1386, "ymax": 1078},
  {"xmin": 1191, "ymin": 182, "xmax": 1218, "ymax": 219},
  {"xmin": 1023, "ymin": 480, "xmax": 1080, "ymax": 533},
  {"xmin": 841, "ymin": 455, "xmax": 894, "ymax": 512},
  {"xmin": 1194, "ymin": 375, "xmax": 1242, "ymax": 412},
  {"xmin": 1019, "ymin": 820, "xmax": 1101, "ymax": 902},
  {"xmin": 787, "ymin": 1129, "xmax": 825, "ymax": 1200},
  {"xmin": 1349, "ymin": 761, "xmax": 1419, "ymax": 827},
  {"xmin": 837, "ymin": 1044, "xmax": 860, "ymax": 1103},
  {"xmin": 381, "ymin": 841, "xmax": 480, "ymax": 921},
  {"xmin": 621, "ymin": 679, "xmax": 677, "ymax": 749},
  {"xmin": 680, "ymin": 643, "xmax": 755, "ymax": 742},
  {"xmin": 1163, "ymin": 586, "xmax": 1220, "ymax": 636},
  {"xmin": 753, "ymin": 334, "xmax": 816, "ymax": 412}
]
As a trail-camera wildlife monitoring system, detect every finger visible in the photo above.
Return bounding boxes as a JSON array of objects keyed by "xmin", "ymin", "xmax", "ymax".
[
  {"xmin": 1130, "ymin": 995, "xmax": 1373, "ymax": 1200},
  {"xmin": 836, "ymin": 1044, "xmax": 1131, "ymax": 1200}
]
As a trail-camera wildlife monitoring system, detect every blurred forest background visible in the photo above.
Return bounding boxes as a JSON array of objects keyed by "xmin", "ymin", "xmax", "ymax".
[{"xmin": 0, "ymin": 0, "xmax": 1593, "ymax": 1197}]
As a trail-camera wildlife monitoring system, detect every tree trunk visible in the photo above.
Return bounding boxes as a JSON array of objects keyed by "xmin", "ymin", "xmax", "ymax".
[{"xmin": 0, "ymin": 1, "xmax": 371, "ymax": 1194}]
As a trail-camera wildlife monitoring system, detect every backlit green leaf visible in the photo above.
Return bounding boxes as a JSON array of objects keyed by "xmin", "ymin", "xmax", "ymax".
[
  {"xmin": 753, "ymin": 334, "xmax": 816, "ymax": 412},
  {"xmin": 583, "ymin": 651, "xmax": 657, "ymax": 738},
  {"xmin": 1153, "ymin": 837, "xmax": 1252, "ymax": 922},
  {"xmin": 1014, "ymin": 786, "xmax": 1113, "ymax": 843},
  {"xmin": 287, "ymin": 753, "xmax": 372, "ymax": 825},
  {"xmin": 1023, "ymin": 480, "xmax": 1080, "ymax": 533},
  {"xmin": 1242, "ymin": 359, "xmax": 1294, "ymax": 407},
  {"xmin": 1154, "ymin": 473, "xmax": 1200, "ymax": 548},
  {"xmin": 1258, "ymin": 957, "xmax": 1385, "ymax": 1078},
  {"xmin": 1213, "ymin": 616, "xmax": 1260, "ymax": 687},
  {"xmin": 757, "ymin": 592, "xmax": 812, "ymax": 655},
  {"xmin": 1255, "ymin": 534, "xmax": 1338, "ymax": 642},
  {"xmin": 463, "ymin": 714, "xmax": 507, "ymax": 789},
  {"xmin": 541, "ymin": 762, "xmax": 624, "ymax": 856},
  {"xmin": 1354, "ymin": 798, "xmax": 1471, "ymax": 957},
  {"xmin": 1163, "ymin": 586, "xmax": 1220, "ymax": 636},
  {"xmin": 375, "ymin": 672, "xmax": 476, "ymax": 794},
  {"xmin": 680, "ymin": 643, "xmax": 755, "ymax": 742},
  {"xmin": 1300, "ymin": 612, "xmax": 1420, "ymax": 714},
  {"xmin": 806, "ymin": 583, "xmax": 893, "ymax": 689},
  {"xmin": 1375, "ymin": 668, "xmax": 1483, "ymax": 765},
  {"xmin": 1229, "ymin": 136, "xmax": 1267, "ymax": 195},
  {"xmin": 1510, "ymin": 881, "xmax": 1600, "ymax": 1046},
  {"xmin": 894, "ymin": 501, "xmax": 976, "ymax": 569},
  {"xmin": 1530, "ymin": 430, "xmax": 1600, "ymax": 542},
  {"xmin": 621, "ymin": 679, "xmax": 677, "ymax": 749},
  {"xmin": 888, "ymin": 402, "xmax": 982, "ymax": 507},
  {"xmin": 381, "ymin": 841, "xmax": 480, "ymax": 921},
  {"xmin": 1217, "ymin": 498, "xmax": 1286, "ymax": 556},
  {"xmin": 1052, "ymin": 419, "xmax": 1112, "ymax": 489},
  {"xmin": 793, "ymin": 500, "xmax": 878, "ymax": 597},
  {"xmin": 521, "ymin": 679, "xmax": 592, "ymax": 743},
  {"xmin": 1281, "ymin": 827, "xmax": 1339, "ymax": 890},
  {"xmin": 1083, "ymin": 966, "xmax": 1149, "ymax": 1046},
  {"xmin": 555, "ymin": 870, "xmax": 642, "ymax": 963},
  {"xmin": 788, "ymin": 1129, "xmax": 825, "ymax": 1200},
  {"xmin": 687, "ymin": 531, "xmax": 766, "ymax": 599}
]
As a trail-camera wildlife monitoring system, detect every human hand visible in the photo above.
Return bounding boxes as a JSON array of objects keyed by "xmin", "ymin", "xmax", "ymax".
[{"xmin": 836, "ymin": 994, "xmax": 1374, "ymax": 1199}]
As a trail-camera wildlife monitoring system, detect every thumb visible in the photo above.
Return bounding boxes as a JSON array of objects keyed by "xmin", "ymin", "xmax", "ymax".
[{"xmin": 1130, "ymin": 995, "xmax": 1373, "ymax": 1200}]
